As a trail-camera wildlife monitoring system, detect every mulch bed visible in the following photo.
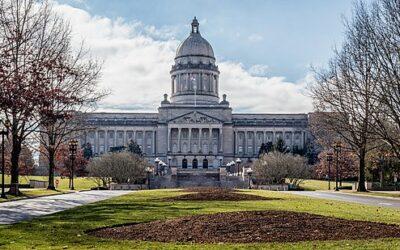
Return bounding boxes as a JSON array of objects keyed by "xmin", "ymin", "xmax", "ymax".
[
  {"xmin": 89, "ymin": 210, "xmax": 400, "ymax": 243},
  {"xmin": 163, "ymin": 187, "xmax": 273, "ymax": 201}
]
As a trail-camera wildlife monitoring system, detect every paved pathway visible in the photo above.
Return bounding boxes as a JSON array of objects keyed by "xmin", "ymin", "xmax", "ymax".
[
  {"xmin": 289, "ymin": 191, "xmax": 400, "ymax": 209},
  {"xmin": 0, "ymin": 190, "xmax": 133, "ymax": 225}
]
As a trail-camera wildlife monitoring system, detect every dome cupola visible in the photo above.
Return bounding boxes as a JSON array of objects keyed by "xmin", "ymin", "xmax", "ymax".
[
  {"xmin": 175, "ymin": 17, "xmax": 215, "ymax": 59},
  {"xmin": 170, "ymin": 17, "xmax": 220, "ymax": 105}
]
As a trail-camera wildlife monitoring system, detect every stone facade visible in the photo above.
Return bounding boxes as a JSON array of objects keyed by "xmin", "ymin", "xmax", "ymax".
[{"xmin": 81, "ymin": 18, "xmax": 311, "ymax": 168}]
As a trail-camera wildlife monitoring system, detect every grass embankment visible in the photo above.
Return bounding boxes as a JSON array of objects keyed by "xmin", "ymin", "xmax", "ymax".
[
  {"xmin": 0, "ymin": 189, "xmax": 400, "ymax": 249},
  {"xmin": 299, "ymin": 179, "xmax": 355, "ymax": 191},
  {"xmin": 0, "ymin": 175, "xmax": 99, "ymax": 202}
]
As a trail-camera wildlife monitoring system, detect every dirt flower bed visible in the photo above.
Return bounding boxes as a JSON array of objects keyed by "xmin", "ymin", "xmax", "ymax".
[
  {"xmin": 89, "ymin": 210, "xmax": 400, "ymax": 243},
  {"xmin": 164, "ymin": 187, "xmax": 272, "ymax": 201}
]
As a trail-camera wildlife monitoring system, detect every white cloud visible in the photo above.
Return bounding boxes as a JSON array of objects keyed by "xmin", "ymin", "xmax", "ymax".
[
  {"xmin": 54, "ymin": 2, "xmax": 312, "ymax": 114},
  {"xmin": 248, "ymin": 64, "xmax": 269, "ymax": 77}
]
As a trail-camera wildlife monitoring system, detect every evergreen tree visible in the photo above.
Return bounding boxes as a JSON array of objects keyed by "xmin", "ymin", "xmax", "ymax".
[
  {"xmin": 127, "ymin": 140, "xmax": 143, "ymax": 156},
  {"xmin": 274, "ymin": 138, "xmax": 288, "ymax": 153},
  {"xmin": 82, "ymin": 143, "xmax": 93, "ymax": 159}
]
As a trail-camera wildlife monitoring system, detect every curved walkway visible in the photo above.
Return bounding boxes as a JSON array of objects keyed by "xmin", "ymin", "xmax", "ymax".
[
  {"xmin": 289, "ymin": 191, "xmax": 400, "ymax": 209},
  {"xmin": 0, "ymin": 190, "xmax": 133, "ymax": 225}
]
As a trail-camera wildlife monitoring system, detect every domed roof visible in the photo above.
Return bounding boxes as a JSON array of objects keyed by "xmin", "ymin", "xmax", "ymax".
[{"xmin": 175, "ymin": 17, "xmax": 215, "ymax": 59}]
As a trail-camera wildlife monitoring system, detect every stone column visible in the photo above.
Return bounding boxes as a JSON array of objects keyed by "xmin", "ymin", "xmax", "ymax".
[
  {"xmin": 219, "ymin": 128, "xmax": 223, "ymax": 152},
  {"xmin": 244, "ymin": 130, "xmax": 248, "ymax": 155},
  {"xmin": 153, "ymin": 130, "xmax": 156, "ymax": 155},
  {"xmin": 142, "ymin": 130, "xmax": 146, "ymax": 153},
  {"xmin": 167, "ymin": 128, "xmax": 171, "ymax": 152},
  {"xmin": 94, "ymin": 130, "xmax": 99, "ymax": 154},
  {"xmin": 198, "ymin": 128, "xmax": 201, "ymax": 153},
  {"xmin": 104, "ymin": 130, "xmax": 108, "ymax": 152},
  {"xmin": 171, "ymin": 77, "xmax": 175, "ymax": 94},
  {"xmin": 200, "ymin": 73, "xmax": 203, "ymax": 92},
  {"xmin": 178, "ymin": 128, "xmax": 181, "ymax": 152},
  {"xmin": 208, "ymin": 128, "xmax": 212, "ymax": 155},
  {"xmin": 188, "ymin": 128, "xmax": 192, "ymax": 152}
]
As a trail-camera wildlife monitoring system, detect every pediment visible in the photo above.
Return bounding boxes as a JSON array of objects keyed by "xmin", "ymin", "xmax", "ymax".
[{"xmin": 169, "ymin": 111, "xmax": 223, "ymax": 124}]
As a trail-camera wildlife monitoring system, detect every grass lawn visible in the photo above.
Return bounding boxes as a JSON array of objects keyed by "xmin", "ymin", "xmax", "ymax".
[
  {"xmin": 1, "ymin": 189, "xmax": 400, "ymax": 249},
  {"xmin": 0, "ymin": 175, "xmax": 100, "ymax": 202},
  {"xmin": 299, "ymin": 179, "xmax": 355, "ymax": 191}
]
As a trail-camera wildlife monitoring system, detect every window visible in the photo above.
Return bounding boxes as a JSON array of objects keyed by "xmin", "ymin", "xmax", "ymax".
[
  {"xmin": 182, "ymin": 159, "xmax": 188, "ymax": 168},
  {"xmin": 202, "ymin": 159, "xmax": 208, "ymax": 168}
]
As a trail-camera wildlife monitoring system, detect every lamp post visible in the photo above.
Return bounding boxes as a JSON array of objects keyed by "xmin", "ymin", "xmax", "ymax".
[
  {"xmin": 146, "ymin": 167, "xmax": 152, "ymax": 189},
  {"xmin": 247, "ymin": 168, "xmax": 253, "ymax": 189},
  {"xmin": 218, "ymin": 156, "xmax": 223, "ymax": 168},
  {"xmin": 333, "ymin": 141, "xmax": 342, "ymax": 191},
  {"xmin": 168, "ymin": 156, "xmax": 172, "ymax": 168},
  {"xmin": 326, "ymin": 151, "xmax": 333, "ymax": 190},
  {"xmin": 68, "ymin": 139, "xmax": 78, "ymax": 191},
  {"xmin": 0, "ymin": 119, "xmax": 11, "ymax": 199},
  {"xmin": 154, "ymin": 157, "xmax": 160, "ymax": 176},
  {"xmin": 236, "ymin": 158, "xmax": 242, "ymax": 176}
]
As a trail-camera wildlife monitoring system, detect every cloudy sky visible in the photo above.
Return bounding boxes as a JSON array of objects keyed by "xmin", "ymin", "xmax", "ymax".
[{"xmin": 54, "ymin": 0, "xmax": 366, "ymax": 113}]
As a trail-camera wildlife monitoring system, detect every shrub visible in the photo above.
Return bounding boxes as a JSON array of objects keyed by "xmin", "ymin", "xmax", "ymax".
[
  {"xmin": 253, "ymin": 151, "xmax": 311, "ymax": 187},
  {"xmin": 87, "ymin": 152, "xmax": 149, "ymax": 187}
]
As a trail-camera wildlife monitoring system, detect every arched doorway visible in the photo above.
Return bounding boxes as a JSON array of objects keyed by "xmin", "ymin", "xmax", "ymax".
[
  {"xmin": 203, "ymin": 158, "xmax": 208, "ymax": 169},
  {"xmin": 182, "ymin": 158, "xmax": 188, "ymax": 168},
  {"xmin": 192, "ymin": 158, "xmax": 198, "ymax": 169}
]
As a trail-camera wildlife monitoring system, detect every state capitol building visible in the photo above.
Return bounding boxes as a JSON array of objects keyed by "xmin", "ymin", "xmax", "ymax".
[{"xmin": 82, "ymin": 18, "xmax": 311, "ymax": 168}]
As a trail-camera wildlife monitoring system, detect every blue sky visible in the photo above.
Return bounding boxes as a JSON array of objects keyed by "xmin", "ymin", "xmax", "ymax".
[
  {"xmin": 59, "ymin": 0, "xmax": 362, "ymax": 81},
  {"xmin": 54, "ymin": 0, "xmax": 368, "ymax": 113}
]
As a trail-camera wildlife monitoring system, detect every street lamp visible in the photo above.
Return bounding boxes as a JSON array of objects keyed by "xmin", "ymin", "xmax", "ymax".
[
  {"xmin": 326, "ymin": 151, "xmax": 333, "ymax": 190},
  {"xmin": 218, "ymin": 156, "xmax": 223, "ymax": 168},
  {"xmin": 154, "ymin": 157, "xmax": 160, "ymax": 176},
  {"xmin": 333, "ymin": 141, "xmax": 342, "ymax": 191},
  {"xmin": 236, "ymin": 158, "xmax": 242, "ymax": 176},
  {"xmin": 168, "ymin": 156, "xmax": 172, "ymax": 168},
  {"xmin": 146, "ymin": 166, "xmax": 152, "ymax": 189},
  {"xmin": 247, "ymin": 168, "xmax": 253, "ymax": 189},
  {"xmin": 0, "ymin": 119, "xmax": 11, "ymax": 199},
  {"xmin": 68, "ymin": 139, "xmax": 78, "ymax": 190}
]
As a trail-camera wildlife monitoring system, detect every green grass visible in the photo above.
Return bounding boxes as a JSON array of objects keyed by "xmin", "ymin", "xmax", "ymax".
[
  {"xmin": 299, "ymin": 179, "xmax": 355, "ymax": 191},
  {"xmin": 0, "ymin": 175, "xmax": 99, "ymax": 190},
  {"xmin": 1, "ymin": 189, "xmax": 400, "ymax": 249},
  {"xmin": 0, "ymin": 189, "xmax": 72, "ymax": 202},
  {"xmin": 0, "ymin": 175, "xmax": 100, "ymax": 202}
]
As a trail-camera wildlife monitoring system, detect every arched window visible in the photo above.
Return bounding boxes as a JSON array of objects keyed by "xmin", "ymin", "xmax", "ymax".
[
  {"xmin": 202, "ymin": 159, "xmax": 208, "ymax": 169},
  {"xmin": 172, "ymin": 143, "xmax": 178, "ymax": 153},
  {"xmin": 182, "ymin": 142, "xmax": 188, "ymax": 153},
  {"xmin": 182, "ymin": 158, "xmax": 188, "ymax": 168},
  {"xmin": 192, "ymin": 158, "xmax": 198, "ymax": 169},
  {"xmin": 193, "ymin": 143, "xmax": 198, "ymax": 153}
]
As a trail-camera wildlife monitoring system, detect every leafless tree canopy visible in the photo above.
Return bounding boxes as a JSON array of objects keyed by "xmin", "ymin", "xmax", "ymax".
[
  {"xmin": 253, "ymin": 152, "xmax": 311, "ymax": 187},
  {"xmin": 0, "ymin": 0, "xmax": 105, "ymax": 194},
  {"xmin": 87, "ymin": 152, "xmax": 149, "ymax": 186},
  {"xmin": 309, "ymin": 0, "xmax": 400, "ymax": 191}
]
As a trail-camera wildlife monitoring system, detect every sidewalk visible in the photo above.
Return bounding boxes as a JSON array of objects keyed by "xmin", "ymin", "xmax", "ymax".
[{"xmin": 0, "ymin": 190, "xmax": 133, "ymax": 225}]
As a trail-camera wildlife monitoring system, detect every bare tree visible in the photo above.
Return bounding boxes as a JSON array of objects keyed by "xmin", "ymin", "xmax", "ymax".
[
  {"xmin": 0, "ymin": 0, "xmax": 75, "ymax": 195},
  {"xmin": 35, "ymin": 30, "xmax": 104, "ymax": 190},
  {"xmin": 309, "ymin": 1, "xmax": 382, "ymax": 192},
  {"xmin": 364, "ymin": 0, "xmax": 400, "ymax": 158}
]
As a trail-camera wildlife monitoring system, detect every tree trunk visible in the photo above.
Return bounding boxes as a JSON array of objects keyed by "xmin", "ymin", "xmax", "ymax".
[
  {"xmin": 47, "ymin": 148, "xmax": 56, "ymax": 190},
  {"xmin": 357, "ymin": 148, "xmax": 367, "ymax": 192},
  {"xmin": 9, "ymin": 135, "xmax": 22, "ymax": 195}
]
